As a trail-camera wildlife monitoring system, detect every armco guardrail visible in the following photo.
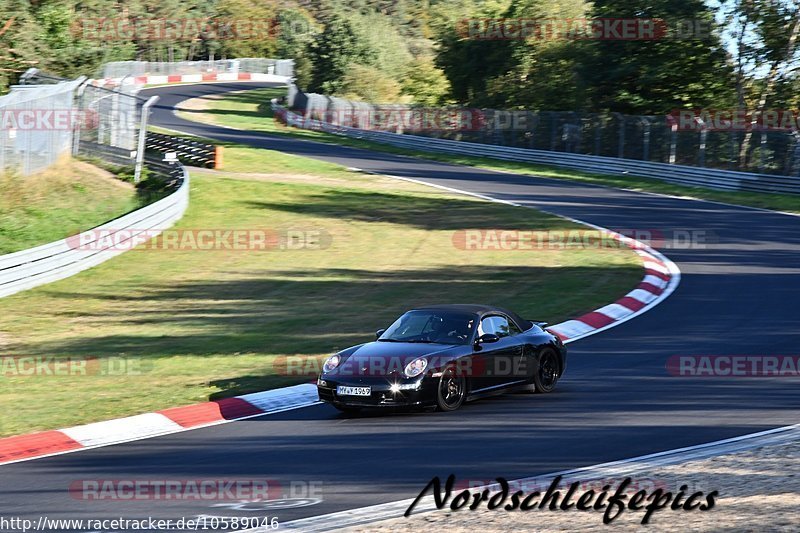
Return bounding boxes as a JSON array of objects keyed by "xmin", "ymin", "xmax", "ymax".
[
  {"xmin": 273, "ymin": 101, "xmax": 800, "ymax": 195},
  {"xmin": 146, "ymin": 132, "xmax": 220, "ymax": 168},
  {"xmin": 0, "ymin": 163, "xmax": 189, "ymax": 299}
]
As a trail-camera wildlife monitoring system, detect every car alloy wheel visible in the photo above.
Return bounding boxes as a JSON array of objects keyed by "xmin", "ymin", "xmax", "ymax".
[
  {"xmin": 437, "ymin": 366, "xmax": 466, "ymax": 411},
  {"xmin": 534, "ymin": 348, "xmax": 559, "ymax": 393}
]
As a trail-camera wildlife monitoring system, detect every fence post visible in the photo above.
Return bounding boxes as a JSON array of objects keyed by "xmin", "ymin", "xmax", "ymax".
[
  {"xmin": 613, "ymin": 112, "xmax": 625, "ymax": 158},
  {"xmin": 639, "ymin": 117, "xmax": 652, "ymax": 160},
  {"xmin": 696, "ymin": 117, "xmax": 707, "ymax": 167},
  {"xmin": 593, "ymin": 115, "xmax": 602, "ymax": 155},
  {"xmin": 667, "ymin": 114, "xmax": 678, "ymax": 164},
  {"xmin": 134, "ymin": 96, "xmax": 159, "ymax": 183},
  {"xmin": 791, "ymin": 130, "xmax": 800, "ymax": 176},
  {"xmin": 72, "ymin": 79, "xmax": 91, "ymax": 156},
  {"xmin": 528, "ymin": 111, "xmax": 538, "ymax": 149},
  {"xmin": 110, "ymin": 87, "xmax": 120, "ymax": 148}
]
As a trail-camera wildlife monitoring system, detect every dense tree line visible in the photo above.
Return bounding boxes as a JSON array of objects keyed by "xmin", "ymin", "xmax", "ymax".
[{"xmin": 1, "ymin": 0, "xmax": 798, "ymax": 116}]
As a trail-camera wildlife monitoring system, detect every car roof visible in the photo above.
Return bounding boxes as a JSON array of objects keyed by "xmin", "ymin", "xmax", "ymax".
[{"xmin": 411, "ymin": 304, "xmax": 533, "ymax": 331}]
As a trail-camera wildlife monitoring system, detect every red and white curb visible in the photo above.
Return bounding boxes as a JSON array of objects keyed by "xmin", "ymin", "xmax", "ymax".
[
  {"xmin": 546, "ymin": 233, "xmax": 679, "ymax": 343},
  {"xmin": 0, "ymin": 110, "xmax": 680, "ymax": 468},
  {"xmin": 92, "ymin": 72, "xmax": 290, "ymax": 89},
  {"xmin": 0, "ymin": 384, "xmax": 319, "ymax": 466}
]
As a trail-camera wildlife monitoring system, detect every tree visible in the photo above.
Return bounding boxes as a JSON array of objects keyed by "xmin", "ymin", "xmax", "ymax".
[
  {"xmin": 401, "ymin": 54, "xmax": 451, "ymax": 105},
  {"xmin": 340, "ymin": 63, "xmax": 404, "ymax": 101},
  {"xmin": 305, "ymin": 13, "xmax": 375, "ymax": 93},
  {"xmin": 581, "ymin": 0, "xmax": 735, "ymax": 113}
]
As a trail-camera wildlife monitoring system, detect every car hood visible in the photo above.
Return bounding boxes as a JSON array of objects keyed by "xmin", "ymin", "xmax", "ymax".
[{"xmin": 329, "ymin": 341, "xmax": 463, "ymax": 378}]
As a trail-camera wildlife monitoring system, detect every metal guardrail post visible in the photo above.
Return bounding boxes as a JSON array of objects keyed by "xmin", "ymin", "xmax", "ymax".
[{"xmin": 134, "ymin": 96, "xmax": 159, "ymax": 183}]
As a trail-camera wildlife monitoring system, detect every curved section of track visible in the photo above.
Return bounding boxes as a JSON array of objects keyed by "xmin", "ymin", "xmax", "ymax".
[{"xmin": 1, "ymin": 82, "xmax": 798, "ymax": 527}]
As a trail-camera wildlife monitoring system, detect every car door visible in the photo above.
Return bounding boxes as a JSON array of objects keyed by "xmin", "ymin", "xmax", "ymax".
[{"xmin": 473, "ymin": 315, "xmax": 524, "ymax": 390}]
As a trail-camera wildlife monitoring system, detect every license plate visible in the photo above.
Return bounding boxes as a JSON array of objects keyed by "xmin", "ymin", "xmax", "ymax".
[{"xmin": 337, "ymin": 385, "xmax": 371, "ymax": 396}]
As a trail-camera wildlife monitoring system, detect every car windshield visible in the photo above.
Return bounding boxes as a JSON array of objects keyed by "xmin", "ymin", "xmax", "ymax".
[{"xmin": 378, "ymin": 310, "xmax": 477, "ymax": 345}]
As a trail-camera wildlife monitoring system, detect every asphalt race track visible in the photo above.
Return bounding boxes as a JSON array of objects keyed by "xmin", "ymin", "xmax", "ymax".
[{"xmin": 1, "ymin": 82, "xmax": 799, "ymax": 529}]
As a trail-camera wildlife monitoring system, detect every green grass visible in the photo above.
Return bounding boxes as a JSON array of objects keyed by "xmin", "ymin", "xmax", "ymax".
[
  {"xmin": 0, "ymin": 158, "xmax": 145, "ymax": 255},
  {"xmin": 177, "ymin": 87, "xmax": 800, "ymax": 214},
  {"xmin": 0, "ymin": 142, "xmax": 641, "ymax": 437}
]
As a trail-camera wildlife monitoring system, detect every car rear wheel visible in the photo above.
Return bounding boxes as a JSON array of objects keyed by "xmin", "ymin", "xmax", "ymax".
[
  {"xmin": 436, "ymin": 366, "xmax": 466, "ymax": 411},
  {"xmin": 533, "ymin": 347, "xmax": 560, "ymax": 393}
]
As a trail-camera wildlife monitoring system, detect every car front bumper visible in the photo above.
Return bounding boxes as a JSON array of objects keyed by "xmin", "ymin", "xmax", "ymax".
[{"xmin": 316, "ymin": 376, "xmax": 436, "ymax": 408}]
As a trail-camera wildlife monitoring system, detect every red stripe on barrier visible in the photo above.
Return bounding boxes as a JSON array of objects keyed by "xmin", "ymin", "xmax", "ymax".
[
  {"xmin": 238, "ymin": 73, "xmax": 252, "ymax": 80},
  {"xmin": 576, "ymin": 311, "xmax": 616, "ymax": 329},
  {"xmin": 0, "ymin": 431, "xmax": 83, "ymax": 463},
  {"xmin": 645, "ymin": 269, "xmax": 671, "ymax": 282},
  {"xmin": 134, "ymin": 76, "xmax": 148, "ymax": 85},
  {"xmin": 616, "ymin": 296, "xmax": 647, "ymax": 312},
  {"xmin": 202, "ymin": 73, "xmax": 218, "ymax": 81},
  {"xmin": 638, "ymin": 282, "xmax": 665, "ymax": 295},
  {"xmin": 159, "ymin": 398, "xmax": 263, "ymax": 428},
  {"xmin": 167, "ymin": 75, "xmax": 182, "ymax": 83}
]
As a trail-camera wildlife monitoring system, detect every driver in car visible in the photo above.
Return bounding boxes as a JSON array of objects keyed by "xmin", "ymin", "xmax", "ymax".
[{"xmin": 431, "ymin": 317, "xmax": 474, "ymax": 343}]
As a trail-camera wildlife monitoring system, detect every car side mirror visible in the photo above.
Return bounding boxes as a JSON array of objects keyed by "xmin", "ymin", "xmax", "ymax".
[
  {"xmin": 376, "ymin": 328, "xmax": 386, "ymax": 339},
  {"xmin": 475, "ymin": 333, "xmax": 500, "ymax": 345}
]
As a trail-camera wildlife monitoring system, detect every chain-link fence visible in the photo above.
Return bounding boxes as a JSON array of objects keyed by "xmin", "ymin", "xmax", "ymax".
[
  {"xmin": 1, "ymin": 69, "xmax": 155, "ymax": 178},
  {"xmin": 0, "ymin": 77, "xmax": 86, "ymax": 175},
  {"xmin": 293, "ymin": 89, "xmax": 800, "ymax": 177},
  {"xmin": 100, "ymin": 58, "xmax": 294, "ymax": 79},
  {"xmin": 75, "ymin": 82, "xmax": 144, "ymax": 161}
]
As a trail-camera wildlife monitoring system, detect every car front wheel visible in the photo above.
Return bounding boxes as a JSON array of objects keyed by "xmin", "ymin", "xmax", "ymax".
[{"xmin": 436, "ymin": 366, "xmax": 466, "ymax": 411}]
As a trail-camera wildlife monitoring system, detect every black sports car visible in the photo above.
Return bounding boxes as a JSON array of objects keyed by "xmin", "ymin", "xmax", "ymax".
[{"xmin": 317, "ymin": 304, "xmax": 567, "ymax": 412}]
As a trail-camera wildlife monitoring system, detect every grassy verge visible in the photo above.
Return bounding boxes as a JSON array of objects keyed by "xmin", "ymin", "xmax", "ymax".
[
  {"xmin": 176, "ymin": 87, "xmax": 800, "ymax": 214},
  {"xmin": 0, "ymin": 158, "xmax": 145, "ymax": 255},
  {"xmin": 0, "ymin": 141, "xmax": 641, "ymax": 437}
]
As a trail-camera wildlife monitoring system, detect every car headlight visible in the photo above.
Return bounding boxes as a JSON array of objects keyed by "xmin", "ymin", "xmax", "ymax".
[
  {"xmin": 322, "ymin": 354, "xmax": 341, "ymax": 373},
  {"xmin": 404, "ymin": 357, "xmax": 428, "ymax": 378}
]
